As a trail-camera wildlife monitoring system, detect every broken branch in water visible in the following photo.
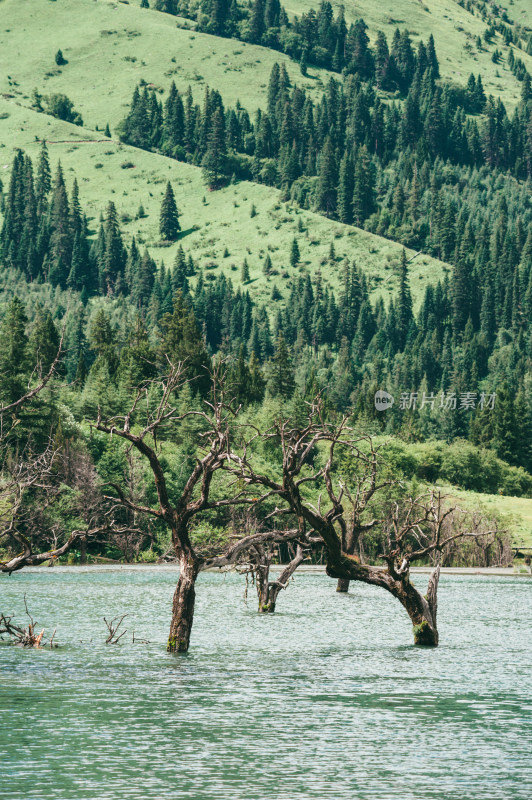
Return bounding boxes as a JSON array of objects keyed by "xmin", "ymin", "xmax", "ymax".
[
  {"xmin": 104, "ymin": 614, "xmax": 129, "ymax": 644},
  {"xmin": 0, "ymin": 595, "xmax": 57, "ymax": 647}
]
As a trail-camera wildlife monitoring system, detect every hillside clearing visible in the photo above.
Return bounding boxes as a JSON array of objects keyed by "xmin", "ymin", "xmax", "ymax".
[{"xmin": 0, "ymin": 97, "xmax": 447, "ymax": 307}]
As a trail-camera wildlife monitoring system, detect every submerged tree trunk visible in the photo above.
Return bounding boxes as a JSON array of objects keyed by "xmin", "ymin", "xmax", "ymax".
[
  {"xmin": 396, "ymin": 566, "xmax": 440, "ymax": 646},
  {"xmin": 327, "ymin": 554, "xmax": 441, "ymax": 646},
  {"xmin": 167, "ymin": 555, "xmax": 200, "ymax": 653},
  {"xmin": 336, "ymin": 578, "xmax": 350, "ymax": 592},
  {"xmin": 254, "ymin": 544, "xmax": 305, "ymax": 613}
]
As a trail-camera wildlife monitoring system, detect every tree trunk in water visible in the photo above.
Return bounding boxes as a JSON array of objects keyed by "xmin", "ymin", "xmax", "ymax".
[
  {"xmin": 336, "ymin": 578, "xmax": 350, "ymax": 592},
  {"xmin": 258, "ymin": 580, "xmax": 276, "ymax": 613},
  {"xmin": 400, "ymin": 566, "xmax": 440, "ymax": 646},
  {"xmin": 256, "ymin": 545, "xmax": 305, "ymax": 613},
  {"xmin": 167, "ymin": 556, "xmax": 199, "ymax": 653},
  {"xmin": 327, "ymin": 557, "xmax": 441, "ymax": 646},
  {"xmin": 80, "ymin": 536, "xmax": 87, "ymax": 565}
]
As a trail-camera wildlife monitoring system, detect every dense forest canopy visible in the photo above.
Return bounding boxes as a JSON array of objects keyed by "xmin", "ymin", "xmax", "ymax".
[{"xmin": 0, "ymin": 1, "xmax": 531, "ymax": 584}]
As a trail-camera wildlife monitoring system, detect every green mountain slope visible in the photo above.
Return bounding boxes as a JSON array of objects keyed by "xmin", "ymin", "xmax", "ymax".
[
  {"xmin": 0, "ymin": 96, "xmax": 446, "ymax": 307},
  {"xmin": 278, "ymin": 0, "xmax": 531, "ymax": 108},
  {"xmin": 0, "ymin": 0, "xmax": 326, "ymax": 128}
]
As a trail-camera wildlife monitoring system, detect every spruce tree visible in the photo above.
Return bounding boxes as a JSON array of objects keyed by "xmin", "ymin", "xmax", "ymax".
[
  {"xmin": 202, "ymin": 108, "xmax": 227, "ymax": 189},
  {"xmin": 159, "ymin": 181, "xmax": 180, "ymax": 240},
  {"xmin": 396, "ymin": 249, "xmax": 413, "ymax": 349},
  {"xmin": 352, "ymin": 145, "xmax": 376, "ymax": 226},
  {"xmin": 316, "ymin": 137, "xmax": 338, "ymax": 217},
  {"xmin": 269, "ymin": 333, "xmax": 295, "ymax": 398},
  {"xmin": 30, "ymin": 310, "xmax": 60, "ymax": 374},
  {"xmin": 0, "ymin": 297, "xmax": 29, "ymax": 405},
  {"xmin": 337, "ymin": 151, "xmax": 354, "ymax": 224},
  {"xmin": 290, "ymin": 237, "xmax": 300, "ymax": 268},
  {"xmin": 159, "ymin": 291, "xmax": 210, "ymax": 395},
  {"xmin": 249, "ymin": 0, "xmax": 265, "ymax": 44},
  {"xmin": 35, "ymin": 141, "xmax": 51, "ymax": 213}
]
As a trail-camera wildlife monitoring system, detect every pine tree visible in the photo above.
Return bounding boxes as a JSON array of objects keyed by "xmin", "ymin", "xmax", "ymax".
[
  {"xmin": 300, "ymin": 46, "xmax": 308, "ymax": 77},
  {"xmin": 352, "ymin": 145, "xmax": 376, "ymax": 226},
  {"xmin": 426, "ymin": 34, "xmax": 439, "ymax": 78},
  {"xmin": 269, "ymin": 333, "xmax": 295, "ymax": 398},
  {"xmin": 99, "ymin": 201, "xmax": 125, "ymax": 293},
  {"xmin": 248, "ymin": 351, "xmax": 265, "ymax": 403},
  {"xmin": 492, "ymin": 383, "xmax": 521, "ymax": 466},
  {"xmin": 290, "ymin": 237, "xmax": 300, "ymax": 268},
  {"xmin": 249, "ymin": 0, "xmax": 265, "ymax": 44},
  {"xmin": 396, "ymin": 249, "xmax": 413, "ymax": 348},
  {"xmin": 30, "ymin": 310, "xmax": 60, "ymax": 374},
  {"xmin": 48, "ymin": 161, "xmax": 72, "ymax": 287},
  {"xmin": 159, "ymin": 291, "xmax": 211, "ymax": 395},
  {"xmin": 35, "ymin": 141, "xmax": 51, "ymax": 213},
  {"xmin": 202, "ymin": 108, "xmax": 227, "ymax": 189},
  {"xmin": 316, "ymin": 137, "xmax": 338, "ymax": 217},
  {"xmin": 159, "ymin": 181, "xmax": 180, "ymax": 240},
  {"xmin": 337, "ymin": 150, "xmax": 354, "ymax": 224},
  {"xmin": 89, "ymin": 308, "xmax": 118, "ymax": 374},
  {"xmin": 0, "ymin": 297, "xmax": 29, "ymax": 405},
  {"xmin": 241, "ymin": 258, "xmax": 250, "ymax": 283}
]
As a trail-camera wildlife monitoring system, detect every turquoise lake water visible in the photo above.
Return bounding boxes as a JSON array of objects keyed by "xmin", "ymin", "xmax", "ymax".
[{"xmin": 1, "ymin": 567, "xmax": 531, "ymax": 800}]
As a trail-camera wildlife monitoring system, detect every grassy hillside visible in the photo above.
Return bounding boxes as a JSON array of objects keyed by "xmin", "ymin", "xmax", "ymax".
[
  {"xmin": 448, "ymin": 488, "xmax": 532, "ymax": 549},
  {"xmin": 0, "ymin": 0, "xmax": 328, "ymax": 130},
  {"xmin": 0, "ymin": 98, "xmax": 447, "ymax": 310},
  {"xmin": 0, "ymin": 0, "xmax": 451, "ymax": 309},
  {"xmin": 1, "ymin": 0, "xmax": 529, "ymax": 131},
  {"xmin": 284, "ymin": 0, "xmax": 531, "ymax": 109},
  {"xmin": 0, "ymin": 0, "xmax": 525, "ymax": 309}
]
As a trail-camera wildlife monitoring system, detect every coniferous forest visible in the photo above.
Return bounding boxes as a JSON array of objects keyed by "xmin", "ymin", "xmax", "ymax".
[{"xmin": 1, "ymin": 0, "xmax": 532, "ymax": 797}]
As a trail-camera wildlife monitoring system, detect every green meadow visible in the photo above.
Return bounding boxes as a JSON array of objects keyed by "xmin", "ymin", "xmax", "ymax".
[{"xmin": 0, "ymin": 0, "xmax": 530, "ymax": 538}]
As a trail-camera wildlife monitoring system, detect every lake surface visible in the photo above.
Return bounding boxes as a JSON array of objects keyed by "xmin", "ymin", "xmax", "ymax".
[{"xmin": 1, "ymin": 567, "xmax": 531, "ymax": 800}]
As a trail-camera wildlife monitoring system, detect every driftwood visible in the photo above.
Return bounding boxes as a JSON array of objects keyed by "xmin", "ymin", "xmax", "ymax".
[
  {"xmin": 0, "ymin": 595, "xmax": 57, "ymax": 648},
  {"xmin": 104, "ymin": 614, "xmax": 129, "ymax": 644}
]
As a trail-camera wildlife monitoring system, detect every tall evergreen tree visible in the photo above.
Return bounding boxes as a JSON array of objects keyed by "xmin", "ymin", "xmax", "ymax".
[
  {"xmin": 202, "ymin": 108, "xmax": 227, "ymax": 189},
  {"xmin": 269, "ymin": 333, "xmax": 295, "ymax": 398},
  {"xmin": 396, "ymin": 249, "xmax": 413, "ymax": 348},
  {"xmin": 159, "ymin": 181, "xmax": 181, "ymax": 240}
]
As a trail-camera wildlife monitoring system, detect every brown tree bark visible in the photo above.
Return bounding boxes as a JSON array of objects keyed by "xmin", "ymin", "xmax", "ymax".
[
  {"xmin": 336, "ymin": 578, "xmax": 350, "ymax": 592},
  {"xmin": 327, "ymin": 557, "xmax": 440, "ymax": 646},
  {"xmin": 254, "ymin": 544, "xmax": 305, "ymax": 613},
  {"xmin": 167, "ymin": 554, "xmax": 200, "ymax": 653}
]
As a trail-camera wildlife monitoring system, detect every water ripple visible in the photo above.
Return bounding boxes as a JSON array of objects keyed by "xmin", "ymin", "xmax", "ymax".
[{"xmin": 1, "ymin": 569, "xmax": 531, "ymax": 799}]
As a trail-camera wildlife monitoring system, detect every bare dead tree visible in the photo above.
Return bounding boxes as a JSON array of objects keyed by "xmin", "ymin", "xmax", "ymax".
[
  {"xmin": 205, "ymin": 508, "xmax": 310, "ymax": 613},
  {"xmin": 104, "ymin": 614, "xmax": 129, "ymax": 644},
  {"xmin": 242, "ymin": 541, "xmax": 308, "ymax": 613},
  {"xmin": 95, "ymin": 360, "xmax": 311, "ymax": 651},
  {"xmin": 333, "ymin": 435, "xmax": 395, "ymax": 592},
  {"xmin": 0, "ymin": 334, "xmax": 101, "ymax": 573},
  {"xmin": 435, "ymin": 510, "xmax": 511, "ymax": 567},
  {"xmin": 227, "ymin": 401, "xmax": 501, "ymax": 646}
]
